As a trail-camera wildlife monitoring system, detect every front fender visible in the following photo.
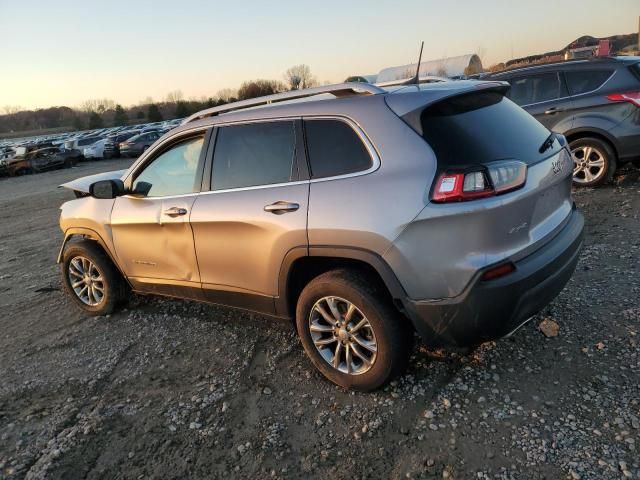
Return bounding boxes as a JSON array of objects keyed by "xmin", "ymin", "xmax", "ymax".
[{"xmin": 57, "ymin": 227, "xmax": 128, "ymax": 284}]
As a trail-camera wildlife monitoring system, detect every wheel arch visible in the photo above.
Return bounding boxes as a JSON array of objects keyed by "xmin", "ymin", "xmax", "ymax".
[
  {"xmin": 276, "ymin": 246, "xmax": 409, "ymax": 321},
  {"xmin": 564, "ymin": 128, "xmax": 619, "ymax": 160},
  {"xmin": 58, "ymin": 228, "xmax": 129, "ymax": 284}
]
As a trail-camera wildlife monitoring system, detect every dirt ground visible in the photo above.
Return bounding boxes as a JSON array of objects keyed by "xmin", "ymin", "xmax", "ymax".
[{"xmin": 0, "ymin": 160, "xmax": 639, "ymax": 480}]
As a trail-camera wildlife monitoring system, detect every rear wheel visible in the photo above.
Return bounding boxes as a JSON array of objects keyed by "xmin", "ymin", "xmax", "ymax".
[
  {"xmin": 296, "ymin": 269, "xmax": 412, "ymax": 391},
  {"xmin": 15, "ymin": 167, "xmax": 32, "ymax": 176},
  {"xmin": 61, "ymin": 240, "xmax": 128, "ymax": 316},
  {"xmin": 570, "ymin": 137, "xmax": 616, "ymax": 187}
]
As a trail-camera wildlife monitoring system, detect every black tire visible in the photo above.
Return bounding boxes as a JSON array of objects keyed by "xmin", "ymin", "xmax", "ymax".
[
  {"xmin": 61, "ymin": 240, "xmax": 128, "ymax": 316},
  {"xmin": 63, "ymin": 158, "xmax": 72, "ymax": 168},
  {"xmin": 15, "ymin": 167, "xmax": 32, "ymax": 176},
  {"xmin": 296, "ymin": 269, "xmax": 413, "ymax": 391},
  {"xmin": 569, "ymin": 137, "xmax": 616, "ymax": 187}
]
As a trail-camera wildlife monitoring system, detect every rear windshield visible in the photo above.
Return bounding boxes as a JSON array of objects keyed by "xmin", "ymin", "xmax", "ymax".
[{"xmin": 414, "ymin": 90, "xmax": 559, "ymax": 167}]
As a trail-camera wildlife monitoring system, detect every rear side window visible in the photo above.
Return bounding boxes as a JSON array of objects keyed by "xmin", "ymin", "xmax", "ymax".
[
  {"xmin": 508, "ymin": 72, "xmax": 565, "ymax": 105},
  {"xmin": 416, "ymin": 90, "xmax": 559, "ymax": 167},
  {"xmin": 304, "ymin": 119, "xmax": 372, "ymax": 179},
  {"xmin": 211, "ymin": 121, "xmax": 296, "ymax": 190},
  {"xmin": 565, "ymin": 70, "xmax": 613, "ymax": 95}
]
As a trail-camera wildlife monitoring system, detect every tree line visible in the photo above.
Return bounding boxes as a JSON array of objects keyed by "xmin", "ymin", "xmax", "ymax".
[{"xmin": 0, "ymin": 65, "xmax": 317, "ymax": 135}]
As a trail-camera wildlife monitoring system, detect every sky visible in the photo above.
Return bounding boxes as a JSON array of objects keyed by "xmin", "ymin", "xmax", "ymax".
[{"xmin": 0, "ymin": 0, "xmax": 637, "ymax": 110}]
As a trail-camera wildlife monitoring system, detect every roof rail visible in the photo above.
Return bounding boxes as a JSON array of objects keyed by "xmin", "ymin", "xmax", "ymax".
[
  {"xmin": 182, "ymin": 82, "xmax": 385, "ymax": 124},
  {"xmin": 375, "ymin": 75, "xmax": 449, "ymax": 88}
]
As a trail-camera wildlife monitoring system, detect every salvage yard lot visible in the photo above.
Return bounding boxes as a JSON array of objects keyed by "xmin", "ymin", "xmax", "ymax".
[{"xmin": 0, "ymin": 161, "xmax": 639, "ymax": 480}]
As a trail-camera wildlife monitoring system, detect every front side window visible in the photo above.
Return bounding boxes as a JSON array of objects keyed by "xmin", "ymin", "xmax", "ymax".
[
  {"xmin": 565, "ymin": 69, "xmax": 613, "ymax": 95},
  {"xmin": 304, "ymin": 119, "xmax": 372, "ymax": 179},
  {"xmin": 508, "ymin": 72, "xmax": 564, "ymax": 105},
  {"xmin": 211, "ymin": 121, "xmax": 296, "ymax": 190},
  {"xmin": 133, "ymin": 136, "xmax": 204, "ymax": 197}
]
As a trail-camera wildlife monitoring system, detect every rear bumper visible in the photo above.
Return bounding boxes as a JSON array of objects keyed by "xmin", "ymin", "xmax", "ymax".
[
  {"xmin": 119, "ymin": 147, "xmax": 138, "ymax": 156},
  {"xmin": 609, "ymin": 121, "xmax": 640, "ymax": 161},
  {"xmin": 403, "ymin": 208, "xmax": 584, "ymax": 347}
]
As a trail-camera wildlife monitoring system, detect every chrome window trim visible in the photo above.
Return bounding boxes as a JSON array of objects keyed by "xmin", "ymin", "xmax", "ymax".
[
  {"xmin": 197, "ymin": 115, "xmax": 380, "ymax": 195},
  {"xmin": 509, "ymin": 69, "xmax": 616, "ymax": 108},
  {"xmin": 120, "ymin": 192, "xmax": 201, "ymax": 200},
  {"xmin": 303, "ymin": 115, "xmax": 381, "ymax": 184},
  {"xmin": 563, "ymin": 69, "xmax": 616, "ymax": 99},
  {"xmin": 199, "ymin": 180, "xmax": 309, "ymax": 196},
  {"xmin": 121, "ymin": 115, "xmax": 381, "ymax": 199}
]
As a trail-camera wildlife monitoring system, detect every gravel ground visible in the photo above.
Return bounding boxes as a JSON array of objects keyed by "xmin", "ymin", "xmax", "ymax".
[{"xmin": 0, "ymin": 160, "xmax": 639, "ymax": 480}]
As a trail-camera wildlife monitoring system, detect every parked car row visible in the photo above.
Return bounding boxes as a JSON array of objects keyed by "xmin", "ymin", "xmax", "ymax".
[{"xmin": 0, "ymin": 118, "xmax": 184, "ymax": 177}]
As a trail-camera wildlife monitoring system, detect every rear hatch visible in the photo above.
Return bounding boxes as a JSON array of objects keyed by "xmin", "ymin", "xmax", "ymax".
[{"xmin": 385, "ymin": 84, "xmax": 575, "ymax": 299}]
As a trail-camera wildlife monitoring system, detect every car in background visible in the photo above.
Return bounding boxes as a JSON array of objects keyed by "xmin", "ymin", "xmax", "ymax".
[
  {"xmin": 64, "ymin": 136, "xmax": 103, "ymax": 158},
  {"xmin": 103, "ymin": 131, "xmax": 140, "ymax": 158},
  {"xmin": 84, "ymin": 139, "xmax": 107, "ymax": 160},
  {"xmin": 485, "ymin": 56, "xmax": 640, "ymax": 186},
  {"xmin": 3, "ymin": 147, "xmax": 78, "ymax": 175},
  {"xmin": 119, "ymin": 131, "xmax": 162, "ymax": 157}
]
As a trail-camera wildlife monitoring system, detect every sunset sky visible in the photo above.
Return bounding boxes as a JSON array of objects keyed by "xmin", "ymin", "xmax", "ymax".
[{"xmin": 0, "ymin": 0, "xmax": 637, "ymax": 110}]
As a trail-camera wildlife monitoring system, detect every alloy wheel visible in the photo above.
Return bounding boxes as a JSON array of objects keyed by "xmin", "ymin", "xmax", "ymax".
[
  {"xmin": 67, "ymin": 256, "xmax": 105, "ymax": 306},
  {"xmin": 308, "ymin": 296, "xmax": 377, "ymax": 375},
  {"xmin": 572, "ymin": 145, "xmax": 606, "ymax": 185}
]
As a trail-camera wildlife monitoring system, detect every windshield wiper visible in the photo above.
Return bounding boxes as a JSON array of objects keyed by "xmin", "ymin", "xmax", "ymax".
[{"xmin": 539, "ymin": 132, "xmax": 557, "ymax": 154}]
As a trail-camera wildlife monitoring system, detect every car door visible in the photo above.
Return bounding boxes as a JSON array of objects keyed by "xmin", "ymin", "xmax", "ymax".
[
  {"xmin": 505, "ymin": 71, "xmax": 574, "ymax": 132},
  {"xmin": 110, "ymin": 128, "xmax": 211, "ymax": 297},
  {"xmin": 189, "ymin": 119, "xmax": 309, "ymax": 315}
]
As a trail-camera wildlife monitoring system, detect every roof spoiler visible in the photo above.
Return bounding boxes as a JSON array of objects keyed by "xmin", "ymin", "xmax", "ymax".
[{"xmin": 385, "ymin": 81, "xmax": 510, "ymax": 136}]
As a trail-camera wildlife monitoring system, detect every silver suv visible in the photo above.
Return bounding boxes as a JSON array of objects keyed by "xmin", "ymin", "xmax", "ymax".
[{"xmin": 59, "ymin": 81, "xmax": 584, "ymax": 391}]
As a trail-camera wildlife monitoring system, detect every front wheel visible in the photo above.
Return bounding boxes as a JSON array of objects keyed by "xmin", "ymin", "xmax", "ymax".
[
  {"xmin": 570, "ymin": 137, "xmax": 616, "ymax": 187},
  {"xmin": 61, "ymin": 240, "xmax": 128, "ymax": 315},
  {"xmin": 296, "ymin": 269, "xmax": 413, "ymax": 391}
]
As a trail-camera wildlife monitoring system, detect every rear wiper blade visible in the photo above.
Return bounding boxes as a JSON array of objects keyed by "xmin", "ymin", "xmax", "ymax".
[{"xmin": 539, "ymin": 132, "xmax": 557, "ymax": 154}]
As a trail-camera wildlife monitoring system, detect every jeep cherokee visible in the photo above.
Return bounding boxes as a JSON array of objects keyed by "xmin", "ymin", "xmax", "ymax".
[{"xmin": 58, "ymin": 81, "xmax": 584, "ymax": 391}]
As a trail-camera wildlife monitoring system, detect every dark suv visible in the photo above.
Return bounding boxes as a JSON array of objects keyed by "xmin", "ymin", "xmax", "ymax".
[{"xmin": 486, "ymin": 57, "xmax": 640, "ymax": 186}]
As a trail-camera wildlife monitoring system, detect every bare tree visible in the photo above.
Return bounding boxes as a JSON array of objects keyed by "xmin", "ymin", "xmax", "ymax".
[
  {"xmin": 216, "ymin": 88, "xmax": 237, "ymax": 103},
  {"xmin": 237, "ymin": 80, "xmax": 286, "ymax": 100},
  {"xmin": 284, "ymin": 64, "xmax": 316, "ymax": 90},
  {"xmin": 79, "ymin": 98, "xmax": 115, "ymax": 113},
  {"xmin": 2, "ymin": 105, "xmax": 23, "ymax": 115},
  {"xmin": 166, "ymin": 90, "xmax": 184, "ymax": 104}
]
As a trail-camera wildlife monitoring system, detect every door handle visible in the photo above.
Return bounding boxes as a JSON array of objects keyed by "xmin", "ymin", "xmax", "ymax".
[
  {"xmin": 163, "ymin": 207, "xmax": 188, "ymax": 217},
  {"xmin": 544, "ymin": 107, "xmax": 564, "ymax": 115},
  {"xmin": 264, "ymin": 201, "xmax": 300, "ymax": 214}
]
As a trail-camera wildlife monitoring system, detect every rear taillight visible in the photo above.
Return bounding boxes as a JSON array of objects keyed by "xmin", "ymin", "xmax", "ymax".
[
  {"xmin": 607, "ymin": 91, "xmax": 640, "ymax": 108},
  {"xmin": 432, "ymin": 161, "xmax": 527, "ymax": 203}
]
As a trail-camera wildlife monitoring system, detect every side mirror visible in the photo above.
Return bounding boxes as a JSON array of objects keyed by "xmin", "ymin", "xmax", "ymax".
[{"xmin": 89, "ymin": 179, "xmax": 125, "ymax": 199}]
